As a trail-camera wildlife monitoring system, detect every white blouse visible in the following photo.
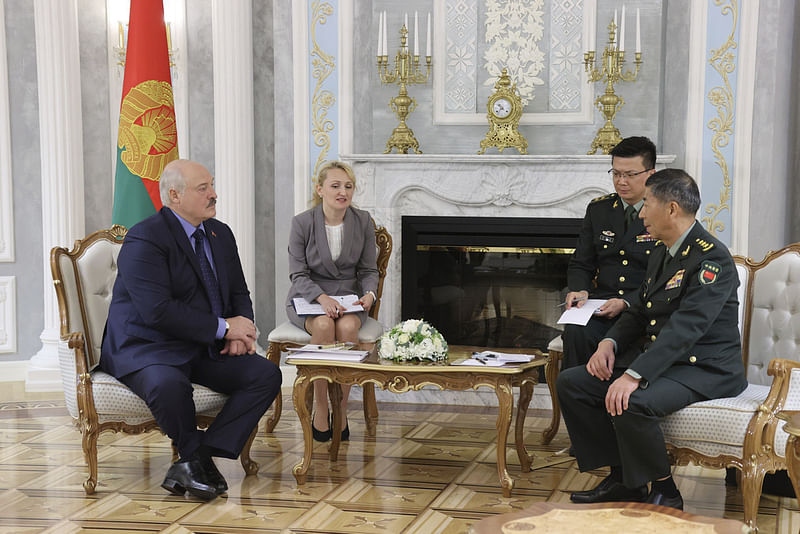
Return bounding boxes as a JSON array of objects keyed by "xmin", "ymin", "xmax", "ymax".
[{"xmin": 325, "ymin": 223, "xmax": 344, "ymax": 261}]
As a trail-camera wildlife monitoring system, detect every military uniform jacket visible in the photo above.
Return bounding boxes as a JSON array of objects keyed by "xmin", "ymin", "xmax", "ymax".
[
  {"xmin": 567, "ymin": 193, "xmax": 658, "ymax": 303},
  {"xmin": 607, "ymin": 222, "xmax": 747, "ymax": 399}
]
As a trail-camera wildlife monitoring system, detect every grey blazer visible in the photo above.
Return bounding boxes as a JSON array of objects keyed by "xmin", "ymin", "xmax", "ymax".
[{"xmin": 285, "ymin": 204, "xmax": 379, "ymax": 330}]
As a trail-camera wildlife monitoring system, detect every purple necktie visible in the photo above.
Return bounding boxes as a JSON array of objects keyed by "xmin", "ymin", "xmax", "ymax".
[{"xmin": 192, "ymin": 229, "xmax": 223, "ymax": 318}]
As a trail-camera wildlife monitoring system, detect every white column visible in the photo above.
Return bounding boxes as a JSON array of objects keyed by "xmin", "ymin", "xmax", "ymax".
[
  {"xmin": 28, "ymin": 0, "xmax": 85, "ymax": 391},
  {"xmin": 211, "ymin": 0, "xmax": 255, "ymax": 292}
]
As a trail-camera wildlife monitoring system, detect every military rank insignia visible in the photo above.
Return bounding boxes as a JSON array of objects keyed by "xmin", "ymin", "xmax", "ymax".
[
  {"xmin": 695, "ymin": 238, "xmax": 715, "ymax": 252},
  {"xmin": 636, "ymin": 233, "xmax": 656, "ymax": 242},
  {"xmin": 600, "ymin": 230, "xmax": 615, "ymax": 243},
  {"xmin": 699, "ymin": 261, "xmax": 721, "ymax": 284},
  {"xmin": 665, "ymin": 269, "xmax": 685, "ymax": 290}
]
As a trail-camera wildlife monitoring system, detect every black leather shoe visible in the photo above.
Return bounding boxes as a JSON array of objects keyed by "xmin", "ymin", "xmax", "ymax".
[
  {"xmin": 570, "ymin": 476, "xmax": 648, "ymax": 504},
  {"xmin": 161, "ymin": 459, "xmax": 217, "ymax": 500},
  {"xmin": 340, "ymin": 419, "xmax": 350, "ymax": 441},
  {"xmin": 645, "ymin": 488, "xmax": 684, "ymax": 510},
  {"xmin": 201, "ymin": 456, "xmax": 228, "ymax": 495}
]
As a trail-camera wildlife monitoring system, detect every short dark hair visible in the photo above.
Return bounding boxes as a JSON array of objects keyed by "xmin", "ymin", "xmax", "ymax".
[
  {"xmin": 645, "ymin": 168, "xmax": 701, "ymax": 215},
  {"xmin": 610, "ymin": 136, "xmax": 656, "ymax": 170}
]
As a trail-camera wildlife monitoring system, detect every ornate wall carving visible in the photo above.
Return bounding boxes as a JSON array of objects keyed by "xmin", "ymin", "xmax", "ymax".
[{"xmin": 0, "ymin": 276, "xmax": 16, "ymax": 353}]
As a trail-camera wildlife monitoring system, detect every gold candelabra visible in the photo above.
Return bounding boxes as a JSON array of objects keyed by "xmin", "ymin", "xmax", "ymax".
[
  {"xmin": 584, "ymin": 18, "xmax": 642, "ymax": 155},
  {"xmin": 376, "ymin": 24, "xmax": 432, "ymax": 154}
]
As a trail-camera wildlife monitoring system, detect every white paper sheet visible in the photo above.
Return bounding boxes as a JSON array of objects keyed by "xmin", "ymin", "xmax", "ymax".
[
  {"xmin": 556, "ymin": 299, "xmax": 607, "ymax": 326},
  {"xmin": 292, "ymin": 294, "xmax": 364, "ymax": 315}
]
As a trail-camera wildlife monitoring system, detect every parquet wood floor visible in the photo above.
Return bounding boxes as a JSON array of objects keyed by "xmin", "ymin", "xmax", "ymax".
[{"xmin": 0, "ymin": 384, "xmax": 798, "ymax": 533}]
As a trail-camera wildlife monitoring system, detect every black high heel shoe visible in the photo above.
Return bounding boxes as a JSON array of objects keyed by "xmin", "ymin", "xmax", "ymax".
[
  {"xmin": 312, "ymin": 414, "xmax": 332, "ymax": 442},
  {"xmin": 341, "ymin": 419, "xmax": 350, "ymax": 441}
]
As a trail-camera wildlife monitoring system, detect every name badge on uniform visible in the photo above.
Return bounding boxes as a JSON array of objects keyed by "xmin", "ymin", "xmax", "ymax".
[
  {"xmin": 636, "ymin": 233, "xmax": 656, "ymax": 242},
  {"xmin": 665, "ymin": 269, "xmax": 685, "ymax": 290},
  {"xmin": 600, "ymin": 230, "xmax": 615, "ymax": 243}
]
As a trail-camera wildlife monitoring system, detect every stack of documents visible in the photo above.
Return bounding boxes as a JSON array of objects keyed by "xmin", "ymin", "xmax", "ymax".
[
  {"xmin": 455, "ymin": 350, "xmax": 535, "ymax": 366},
  {"xmin": 286, "ymin": 344, "xmax": 369, "ymax": 362},
  {"xmin": 293, "ymin": 295, "xmax": 364, "ymax": 316}
]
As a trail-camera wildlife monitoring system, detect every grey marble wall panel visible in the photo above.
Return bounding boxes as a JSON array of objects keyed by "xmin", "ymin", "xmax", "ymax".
[
  {"xmin": 187, "ymin": 0, "xmax": 215, "ymax": 169},
  {"xmin": 0, "ymin": 0, "xmax": 43, "ymax": 361},
  {"xmin": 363, "ymin": 0, "xmax": 663, "ymax": 155},
  {"xmin": 272, "ymin": 1, "xmax": 293, "ymax": 326},
  {"xmin": 748, "ymin": 0, "xmax": 795, "ymax": 259},
  {"xmin": 78, "ymin": 0, "xmax": 113, "ymax": 233},
  {"xmin": 253, "ymin": 0, "xmax": 275, "ymax": 335}
]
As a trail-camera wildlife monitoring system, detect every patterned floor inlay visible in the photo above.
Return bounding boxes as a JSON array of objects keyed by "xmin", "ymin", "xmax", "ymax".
[{"xmin": 0, "ymin": 387, "xmax": 797, "ymax": 532}]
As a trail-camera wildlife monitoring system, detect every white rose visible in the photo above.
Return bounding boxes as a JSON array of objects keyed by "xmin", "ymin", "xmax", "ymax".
[
  {"xmin": 418, "ymin": 338, "xmax": 434, "ymax": 356},
  {"xmin": 403, "ymin": 319, "xmax": 420, "ymax": 333},
  {"xmin": 398, "ymin": 333, "xmax": 409, "ymax": 345},
  {"xmin": 420, "ymin": 323, "xmax": 431, "ymax": 335},
  {"xmin": 433, "ymin": 338, "xmax": 443, "ymax": 352}
]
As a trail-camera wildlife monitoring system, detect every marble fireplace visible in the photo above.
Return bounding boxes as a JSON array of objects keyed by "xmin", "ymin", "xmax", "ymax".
[{"xmin": 338, "ymin": 153, "xmax": 674, "ymax": 406}]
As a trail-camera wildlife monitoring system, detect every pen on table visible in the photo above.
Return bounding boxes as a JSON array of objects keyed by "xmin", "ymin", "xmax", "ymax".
[
  {"xmin": 317, "ymin": 342, "xmax": 351, "ymax": 349},
  {"xmin": 555, "ymin": 296, "xmax": 587, "ymax": 308}
]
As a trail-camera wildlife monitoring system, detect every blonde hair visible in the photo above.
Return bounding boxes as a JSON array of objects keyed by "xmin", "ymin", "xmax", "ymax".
[{"xmin": 311, "ymin": 161, "xmax": 357, "ymax": 207}]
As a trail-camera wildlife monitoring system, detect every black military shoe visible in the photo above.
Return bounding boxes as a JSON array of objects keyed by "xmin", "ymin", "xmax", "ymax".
[
  {"xmin": 570, "ymin": 475, "xmax": 648, "ymax": 503},
  {"xmin": 161, "ymin": 459, "xmax": 217, "ymax": 500},
  {"xmin": 645, "ymin": 487, "xmax": 684, "ymax": 510}
]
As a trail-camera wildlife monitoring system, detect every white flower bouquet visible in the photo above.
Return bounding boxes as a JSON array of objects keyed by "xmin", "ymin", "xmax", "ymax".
[{"xmin": 378, "ymin": 319, "xmax": 448, "ymax": 362}]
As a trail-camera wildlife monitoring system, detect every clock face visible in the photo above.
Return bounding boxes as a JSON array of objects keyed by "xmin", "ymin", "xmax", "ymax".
[{"xmin": 492, "ymin": 98, "xmax": 512, "ymax": 119}]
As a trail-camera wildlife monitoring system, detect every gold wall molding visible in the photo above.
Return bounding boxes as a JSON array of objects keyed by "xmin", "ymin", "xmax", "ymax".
[
  {"xmin": 310, "ymin": 1, "xmax": 336, "ymax": 184},
  {"xmin": 702, "ymin": 0, "xmax": 737, "ymax": 236}
]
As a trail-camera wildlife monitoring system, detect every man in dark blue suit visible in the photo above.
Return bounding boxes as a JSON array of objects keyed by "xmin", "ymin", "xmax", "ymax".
[{"xmin": 101, "ymin": 159, "xmax": 281, "ymax": 500}]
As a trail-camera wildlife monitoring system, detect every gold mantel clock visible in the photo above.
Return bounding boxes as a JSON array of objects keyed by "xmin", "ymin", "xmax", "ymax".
[{"xmin": 478, "ymin": 68, "xmax": 528, "ymax": 155}]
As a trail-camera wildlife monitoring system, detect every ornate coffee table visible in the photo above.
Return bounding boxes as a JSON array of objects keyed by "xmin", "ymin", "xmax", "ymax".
[{"xmin": 288, "ymin": 345, "xmax": 554, "ymax": 496}]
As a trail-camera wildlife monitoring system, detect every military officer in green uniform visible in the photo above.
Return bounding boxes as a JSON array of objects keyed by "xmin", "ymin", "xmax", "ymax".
[
  {"xmin": 558, "ymin": 169, "xmax": 747, "ymax": 510},
  {"xmin": 562, "ymin": 136, "xmax": 659, "ymax": 369}
]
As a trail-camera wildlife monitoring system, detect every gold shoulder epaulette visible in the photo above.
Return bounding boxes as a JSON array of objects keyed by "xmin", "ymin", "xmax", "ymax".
[
  {"xmin": 590, "ymin": 193, "xmax": 616, "ymax": 204},
  {"xmin": 695, "ymin": 237, "xmax": 714, "ymax": 252},
  {"xmin": 681, "ymin": 244, "xmax": 691, "ymax": 257}
]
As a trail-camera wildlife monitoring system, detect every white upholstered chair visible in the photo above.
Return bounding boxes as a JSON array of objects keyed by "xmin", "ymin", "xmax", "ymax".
[
  {"xmin": 51, "ymin": 226, "xmax": 259, "ymax": 494},
  {"xmin": 263, "ymin": 222, "xmax": 392, "ymax": 434},
  {"xmin": 661, "ymin": 247, "xmax": 800, "ymax": 530}
]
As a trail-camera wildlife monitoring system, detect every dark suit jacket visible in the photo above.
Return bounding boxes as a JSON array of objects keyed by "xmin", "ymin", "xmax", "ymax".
[
  {"xmin": 285, "ymin": 204, "xmax": 378, "ymax": 329},
  {"xmin": 568, "ymin": 193, "xmax": 658, "ymax": 303},
  {"xmin": 608, "ymin": 222, "xmax": 747, "ymax": 399},
  {"xmin": 101, "ymin": 207, "xmax": 253, "ymax": 378}
]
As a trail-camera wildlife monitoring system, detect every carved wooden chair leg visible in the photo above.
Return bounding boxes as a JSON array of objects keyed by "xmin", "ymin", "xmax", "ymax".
[
  {"xmin": 81, "ymin": 429, "xmax": 100, "ymax": 495},
  {"xmin": 239, "ymin": 427, "xmax": 260, "ymax": 475},
  {"xmin": 264, "ymin": 341, "xmax": 283, "ymax": 433},
  {"xmin": 740, "ymin": 459, "xmax": 768, "ymax": 530}
]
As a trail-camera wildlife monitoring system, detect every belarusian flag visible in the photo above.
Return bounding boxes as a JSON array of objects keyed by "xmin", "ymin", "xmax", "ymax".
[{"xmin": 111, "ymin": 0, "xmax": 178, "ymax": 229}]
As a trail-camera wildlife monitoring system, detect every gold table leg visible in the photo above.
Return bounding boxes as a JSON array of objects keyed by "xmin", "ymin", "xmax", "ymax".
[
  {"xmin": 328, "ymin": 381, "xmax": 344, "ymax": 461},
  {"xmin": 495, "ymin": 381, "xmax": 515, "ymax": 497},
  {"xmin": 786, "ymin": 435, "xmax": 800, "ymax": 507},
  {"xmin": 362, "ymin": 382, "xmax": 379, "ymax": 436},
  {"xmin": 542, "ymin": 350, "xmax": 562, "ymax": 444},
  {"xmin": 291, "ymin": 373, "xmax": 314, "ymax": 485},
  {"xmin": 515, "ymin": 381, "xmax": 534, "ymax": 472}
]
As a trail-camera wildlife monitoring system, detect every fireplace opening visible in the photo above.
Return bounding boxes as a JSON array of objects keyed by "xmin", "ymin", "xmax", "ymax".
[{"xmin": 402, "ymin": 216, "xmax": 582, "ymax": 353}]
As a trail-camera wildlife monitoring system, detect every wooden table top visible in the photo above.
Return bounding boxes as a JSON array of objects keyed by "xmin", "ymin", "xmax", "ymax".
[
  {"xmin": 286, "ymin": 344, "xmax": 548, "ymax": 374},
  {"xmin": 469, "ymin": 502, "xmax": 752, "ymax": 534}
]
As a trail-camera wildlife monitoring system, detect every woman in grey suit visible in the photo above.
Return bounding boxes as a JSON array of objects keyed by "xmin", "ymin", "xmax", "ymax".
[{"xmin": 286, "ymin": 161, "xmax": 379, "ymax": 442}]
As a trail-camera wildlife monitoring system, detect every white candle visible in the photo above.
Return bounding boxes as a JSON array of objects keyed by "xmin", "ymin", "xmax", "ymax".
[
  {"xmin": 614, "ymin": 9, "xmax": 617, "ymax": 34},
  {"xmin": 426, "ymin": 12, "xmax": 431, "ymax": 57},
  {"xmin": 414, "ymin": 11, "xmax": 419, "ymax": 56},
  {"xmin": 636, "ymin": 8, "xmax": 641, "ymax": 53},
  {"xmin": 377, "ymin": 12, "xmax": 383, "ymax": 57},
  {"xmin": 404, "ymin": 12, "xmax": 408, "ymax": 31},
  {"xmin": 619, "ymin": 5, "xmax": 625, "ymax": 52},
  {"xmin": 383, "ymin": 10, "xmax": 388, "ymax": 56}
]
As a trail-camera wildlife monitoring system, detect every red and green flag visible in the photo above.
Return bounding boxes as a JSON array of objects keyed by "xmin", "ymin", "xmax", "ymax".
[{"xmin": 112, "ymin": 0, "xmax": 178, "ymax": 229}]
